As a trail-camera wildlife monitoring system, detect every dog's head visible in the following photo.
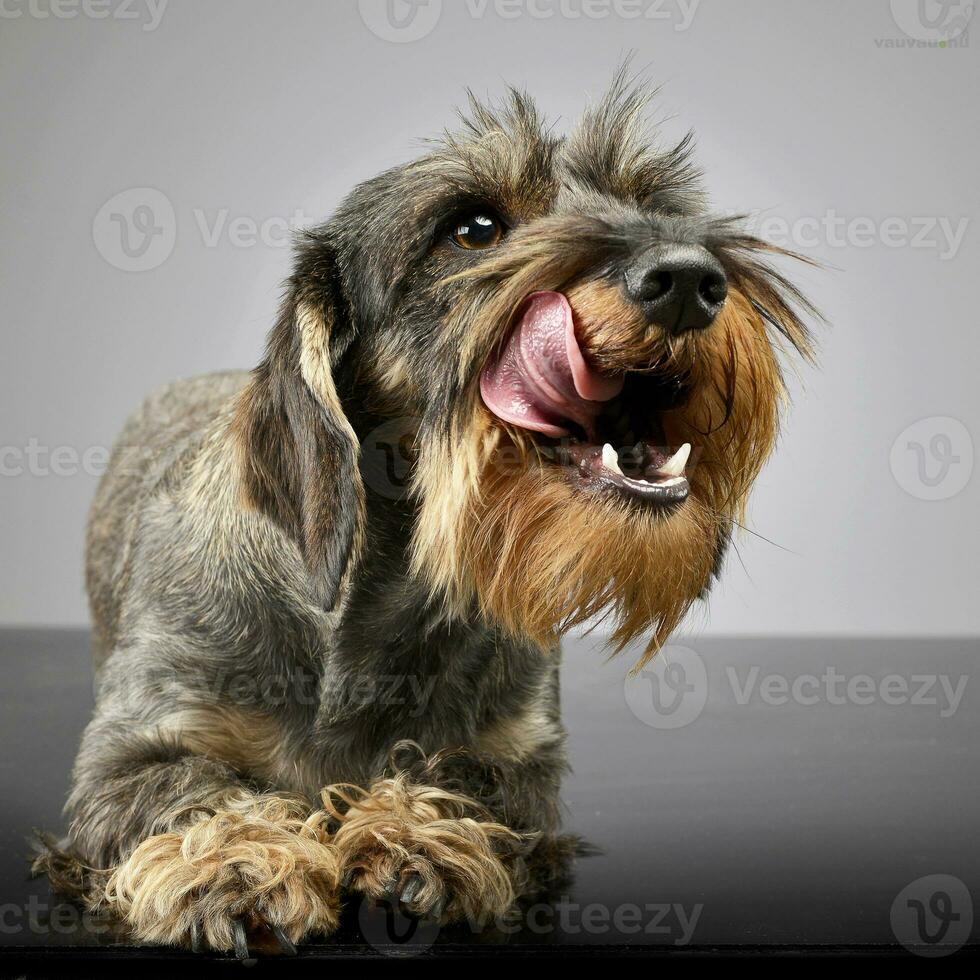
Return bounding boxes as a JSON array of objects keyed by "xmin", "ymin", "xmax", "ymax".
[{"xmin": 238, "ymin": 75, "xmax": 815, "ymax": 664}]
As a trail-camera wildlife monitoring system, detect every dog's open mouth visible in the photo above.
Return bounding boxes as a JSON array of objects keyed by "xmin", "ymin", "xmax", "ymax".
[{"xmin": 480, "ymin": 291, "xmax": 692, "ymax": 507}]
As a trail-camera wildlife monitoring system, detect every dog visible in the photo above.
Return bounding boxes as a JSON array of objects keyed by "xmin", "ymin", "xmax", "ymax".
[{"xmin": 35, "ymin": 72, "xmax": 814, "ymax": 956}]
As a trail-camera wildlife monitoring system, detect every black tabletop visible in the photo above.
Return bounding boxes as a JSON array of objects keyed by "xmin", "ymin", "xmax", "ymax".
[{"xmin": 1, "ymin": 628, "xmax": 977, "ymax": 967}]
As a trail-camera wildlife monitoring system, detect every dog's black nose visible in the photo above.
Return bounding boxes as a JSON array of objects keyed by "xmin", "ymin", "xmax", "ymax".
[{"xmin": 625, "ymin": 244, "xmax": 728, "ymax": 334}]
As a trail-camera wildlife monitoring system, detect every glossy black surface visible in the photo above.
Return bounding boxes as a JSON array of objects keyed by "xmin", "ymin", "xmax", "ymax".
[{"xmin": 1, "ymin": 629, "xmax": 977, "ymax": 962}]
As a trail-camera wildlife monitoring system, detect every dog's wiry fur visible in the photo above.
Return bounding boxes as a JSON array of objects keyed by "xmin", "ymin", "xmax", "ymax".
[
  {"xmin": 322, "ymin": 750, "xmax": 529, "ymax": 922},
  {"xmin": 105, "ymin": 793, "xmax": 341, "ymax": 949},
  {"xmin": 35, "ymin": 72, "xmax": 813, "ymax": 952}
]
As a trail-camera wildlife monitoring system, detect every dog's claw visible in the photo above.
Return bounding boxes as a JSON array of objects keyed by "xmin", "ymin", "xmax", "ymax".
[
  {"xmin": 189, "ymin": 919, "xmax": 203, "ymax": 953},
  {"xmin": 398, "ymin": 871, "xmax": 424, "ymax": 906},
  {"xmin": 270, "ymin": 923, "xmax": 297, "ymax": 957},
  {"xmin": 231, "ymin": 918, "xmax": 250, "ymax": 961}
]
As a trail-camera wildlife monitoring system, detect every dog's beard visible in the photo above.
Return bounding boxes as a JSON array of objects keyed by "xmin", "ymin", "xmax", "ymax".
[
  {"xmin": 454, "ymin": 438, "xmax": 723, "ymax": 655},
  {"xmin": 409, "ymin": 221, "xmax": 812, "ymax": 666}
]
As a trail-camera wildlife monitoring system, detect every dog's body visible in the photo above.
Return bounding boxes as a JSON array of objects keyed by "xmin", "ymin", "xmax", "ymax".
[{"xmin": 40, "ymin": 77, "xmax": 812, "ymax": 955}]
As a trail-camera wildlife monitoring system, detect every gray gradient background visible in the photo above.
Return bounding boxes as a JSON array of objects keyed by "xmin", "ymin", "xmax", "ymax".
[{"xmin": 1, "ymin": 0, "xmax": 977, "ymax": 636}]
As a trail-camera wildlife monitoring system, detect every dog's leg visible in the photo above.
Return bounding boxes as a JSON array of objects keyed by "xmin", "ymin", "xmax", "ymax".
[
  {"xmin": 325, "ymin": 740, "xmax": 565, "ymax": 927},
  {"xmin": 53, "ymin": 723, "xmax": 342, "ymax": 954}
]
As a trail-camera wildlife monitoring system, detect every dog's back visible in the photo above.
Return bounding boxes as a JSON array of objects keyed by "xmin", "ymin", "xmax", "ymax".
[{"xmin": 85, "ymin": 371, "xmax": 250, "ymax": 665}]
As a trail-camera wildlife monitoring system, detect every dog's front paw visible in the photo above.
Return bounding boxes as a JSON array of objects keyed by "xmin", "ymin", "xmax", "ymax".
[
  {"xmin": 325, "ymin": 775, "xmax": 528, "ymax": 924},
  {"xmin": 104, "ymin": 795, "xmax": 341, "ymax": 956}
]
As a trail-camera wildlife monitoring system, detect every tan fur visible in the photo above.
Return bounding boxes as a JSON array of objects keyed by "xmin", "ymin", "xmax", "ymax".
[
  {"xmin": 324, "ymin": 774, "xmax": 527, "ymax": 921},
  {"xmin": 296, "ymin": 302, "xmax": 355, "ymax": 438},
  {"xmin": 159, "ymin": 707, "xmax": 317, "ymax": 796},
  {"xmin": 370, "ymin": 348, "xmax": 417, "ymax": 401},
  {"xmin": 296, "ymin": 300, "xmax": 367, "ymax": 589},
  {"xmin": 474, "ymin": 684, "xmax": 562, "ymax": 763},
  {"xmin": 458, "ymin": 452, "xmax": 721, "ymax": 664},
  {"xmin": 565, "ymin": 278, "xmax": 661, "ymax": 373},
  {"xmin": 105, "ymin": 793, "xmax": 341, "ymax": 950},
  {"xmin": 679, "ymin": 289, "xmax": 788, "ymax": 517}
]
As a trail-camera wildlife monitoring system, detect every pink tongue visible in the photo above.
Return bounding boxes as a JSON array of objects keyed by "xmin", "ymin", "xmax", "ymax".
[{"xmin": 479, "ymin": 291, "xmax": 624, "ymax": 438}]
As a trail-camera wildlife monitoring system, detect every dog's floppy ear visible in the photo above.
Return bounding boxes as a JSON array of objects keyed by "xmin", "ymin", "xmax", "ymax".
[{"xmin": 234, "ymin": 249, "xmax": 365, "ymax": 610}]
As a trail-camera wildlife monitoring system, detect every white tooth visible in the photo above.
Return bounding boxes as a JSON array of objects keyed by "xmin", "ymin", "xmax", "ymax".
[
  {"xmin": 602, "ymin": 443, "xmax": 623, "ymax": 475},
  {"xmin": 658, "ymin": 442, "xmax": 691, "ymax": 478}
]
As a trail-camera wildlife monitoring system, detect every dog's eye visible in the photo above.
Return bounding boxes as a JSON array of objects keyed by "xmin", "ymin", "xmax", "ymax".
[{"xmin": 451, "ymin": 212, "xmax": 504, "ymax": 250}]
